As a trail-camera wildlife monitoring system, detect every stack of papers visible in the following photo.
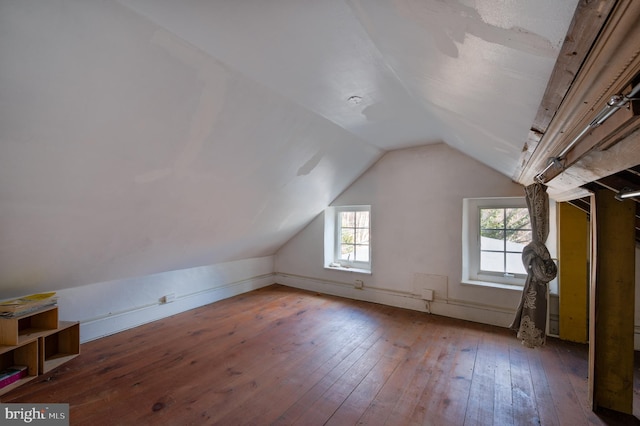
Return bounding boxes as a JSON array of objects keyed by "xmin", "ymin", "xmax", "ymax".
[{"xmin": 0, "ymin": 293, "xmax": 57, "ymax": 318}]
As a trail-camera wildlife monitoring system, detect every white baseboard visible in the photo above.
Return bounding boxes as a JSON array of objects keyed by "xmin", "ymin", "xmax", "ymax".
[
  {"xmin": 80, "ymin": 273, "xmax": 275, "ymax": 342},
  {"xmin": 77, "ymin": 269, "xmax": 640, "ymax": 350},
  {"xmin": 275, "ymin": 272, "xmax": 516, "ymax": 328}
]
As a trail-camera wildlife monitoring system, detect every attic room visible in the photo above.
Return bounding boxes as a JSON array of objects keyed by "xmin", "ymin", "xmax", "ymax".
[{"xmin": 1, "ymin": 0, "xmax": 639, "ymax": 424}]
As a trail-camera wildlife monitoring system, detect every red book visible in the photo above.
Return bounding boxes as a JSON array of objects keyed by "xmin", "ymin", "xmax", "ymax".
[{"xmin": 0, "ymin": 366, "xmax": 27, "ymax": 389}]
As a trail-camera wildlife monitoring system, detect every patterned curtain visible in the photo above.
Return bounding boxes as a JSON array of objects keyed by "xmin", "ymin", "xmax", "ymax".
[{"xmin": 510, "ymin": 183, "xmax": 557, "ymax": 348}]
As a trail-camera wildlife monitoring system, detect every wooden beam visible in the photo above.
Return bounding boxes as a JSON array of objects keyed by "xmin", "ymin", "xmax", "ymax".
[
  {"xmin": 513, "ymin": 0, "xmax": 617, "ymax": 182},
  {"xmin": 589, "ymin": 189, "xmax": 635, "ymax": 413},
  {"xmin": 517, "ymin": 0, "xmax": 640, "ymax": 185},
  {"xmin": 544, "ymin": 105, "xmax": 640, "ymax": 183},
  {"xmin": 545, "ymin": 129, "xmax": 640, "ymax": 198},
  {"xmin": 557, "ymin": 203, "xmax": 589, "ymax": 343}
]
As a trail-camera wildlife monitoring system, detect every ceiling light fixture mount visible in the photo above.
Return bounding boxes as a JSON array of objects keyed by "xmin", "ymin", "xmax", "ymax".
[{"xmin": 347, "ymin": 95, "xmax": 362, "ymax": 105}]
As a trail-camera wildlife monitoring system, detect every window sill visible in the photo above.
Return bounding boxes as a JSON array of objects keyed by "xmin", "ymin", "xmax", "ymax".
[
  {"xmin": 461, "ymin": 279, "xmax": 524, "ymax": 292},
  {"xmin": 324, "ymin": 265, "xmax": 372, "ymax": 275}
]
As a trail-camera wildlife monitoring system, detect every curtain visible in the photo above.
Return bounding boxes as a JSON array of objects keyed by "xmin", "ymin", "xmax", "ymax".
[{"xmin": 510, "ymin": 183, "xmax": 557, "ymax": 348}]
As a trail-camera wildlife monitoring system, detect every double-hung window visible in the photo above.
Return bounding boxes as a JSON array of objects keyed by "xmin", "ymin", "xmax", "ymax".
[
  {"xmin": 463, "ymin": 198, "xmax": 530, "ymax": 287},
  {"xmin": 324, "ymin": 205, "xmax": 371, "ymax": 273}
]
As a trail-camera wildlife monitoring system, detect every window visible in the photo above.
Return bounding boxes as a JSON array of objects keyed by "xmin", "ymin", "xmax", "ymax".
[
  {"xmin": 324, "ymin": 205, "xmax": 371, "ymax": 273},
  {"xmin": 337, "ymin": 208, "xmax": 370, "ymax": 264},
  {"xmin": 462, "ymin": 198, "xmax": 530, "ymax": 287},
  {"xmin": 479, "ymin": 207, "xmax": 531, "ymax": 278}
]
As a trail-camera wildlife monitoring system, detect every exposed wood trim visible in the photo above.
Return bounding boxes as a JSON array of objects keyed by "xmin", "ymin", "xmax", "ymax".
[
  {"xmin": 516, "ymin": 0, "xmax": 640, "ymax": 187},
  {"xmin": 588, "ymin": 194, "xmax": 597, "ymax": 410},
  {"xmin": 513, "ymin": 0, "xmax": 617, "ymax": 181}
]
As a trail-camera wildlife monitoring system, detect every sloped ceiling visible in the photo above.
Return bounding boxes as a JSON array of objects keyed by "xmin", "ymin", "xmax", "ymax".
[{"xmin": 0, "ymin": 0, "xmax": 578, "ymax": 296}]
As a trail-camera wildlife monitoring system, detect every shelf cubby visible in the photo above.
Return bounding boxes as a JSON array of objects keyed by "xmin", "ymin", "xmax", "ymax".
[
  {"xmin": 0, "ymin": 339, "xmax": 39, "ymax": 397},
  {"xmin": 40, "ymin": 321, "xmax": 80, "ymax": 374},
  {"xmin": 0, "ymin": 305, "xmax": 58, "ymax": 346}
]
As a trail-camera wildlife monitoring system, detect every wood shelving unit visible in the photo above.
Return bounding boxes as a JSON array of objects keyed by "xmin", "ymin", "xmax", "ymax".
[{"xmin": 0, "ymin": 306, "xmax": 79, "ymax": 397}]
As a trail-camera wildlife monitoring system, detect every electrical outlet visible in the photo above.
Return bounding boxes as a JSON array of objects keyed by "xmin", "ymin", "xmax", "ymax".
[
  {"xmin": 421, "ymin": 289, "xmax": 434, "ymax": 301},
  {"xmin": 161, "ymin": 293, "xmax": 176, "ymax": 304},
  {"xmin": 354, "ymin": 279, "xmax": 364, "ymax": 289},
  {"xmin": 413, "ymin": 273, "xmax": 448, "ymax": 302}
]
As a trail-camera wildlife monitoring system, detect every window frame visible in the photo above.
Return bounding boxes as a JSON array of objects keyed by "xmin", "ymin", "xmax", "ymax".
[
  {"xmin": 324, "ymin": 205, "xmax": 372, "ymax": 274},
  {"xmin": 462, "ymin": 197, "xmax": 529, "ymax": 287}
]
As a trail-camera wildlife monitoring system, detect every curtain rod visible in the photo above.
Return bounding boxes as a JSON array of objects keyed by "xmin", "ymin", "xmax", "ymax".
[{"xmin": 535, "ymin": 81, "xmax": 640, "ymax": 183}]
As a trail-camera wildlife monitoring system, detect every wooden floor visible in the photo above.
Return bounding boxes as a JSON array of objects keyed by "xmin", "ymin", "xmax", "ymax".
[{"xmin": 3, "ymin": 284, "xmax": 639, "ymax": 425}]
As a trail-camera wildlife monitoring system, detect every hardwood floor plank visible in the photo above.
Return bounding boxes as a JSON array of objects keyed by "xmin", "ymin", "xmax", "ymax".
[
  {"xmin": 537, "ymin": 341, "xmax": 589, "ymax": 426},
  {"xmin": 383, "ymin": 317, "xmax": 450, "ymax": 424},
  {"xmin": 2, "ymin": 285, "xmax": 637, "ymax": 425},
  {"xmin": 527, "ymin": 347, "xmax": 560, "ymax": 426},
  {"xmin": 214, "ymin": 302, "xmax": 386, "ymax": 424},
  {"xmin": 464, "ymin": 332, "xmax": 497, "ymax": 426},
  {"xmin": 438, "ymin": 327, "xmax": 478, "ymax": 425},
  {"xmin": 551, "ymin": 339, "xmax": 616, "ymax": 425},
  {"xmin": 130, "ymin": 293, "xmax": 345, "ymax": 424},
  {"xmin": 354, "ymin": 316, "xmax": 433, "ymax": 425},
  {"xmin": 493, "ymin": 329, "xmax": 515, "ymax": 426},
  {"xmin": 292, "ymin": 310, "xmax": 415, "ymax": 425},
  {"xmin": 324, "ymin": 349, "xmax": 405, "ymax": 425},
  {"xmin": 408, "ymin": 323, "xmax": 465, "ymax": 424},
  {"xmin": 271, "ymin": 305, "xmax": 394, "ymax": 425},
  {"xmin": 509, "ymin": 342, "xmax": 541, "ymax": 424},
  {"xmin": 324, "ymin": 313, "xmax": 426, "ymax": 425}
]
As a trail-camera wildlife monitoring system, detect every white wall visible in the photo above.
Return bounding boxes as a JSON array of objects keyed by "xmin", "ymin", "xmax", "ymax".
[
  {"xmin": 55, "ymin": 256, "xmax": 275, "ymax": 342},
  {"xmin": 275, "ymin": 144, "xmax": 527, "ymax": 327},
  {"xmin": 0, "ymin": 0, "xmax": 381, "ymax": 299}
]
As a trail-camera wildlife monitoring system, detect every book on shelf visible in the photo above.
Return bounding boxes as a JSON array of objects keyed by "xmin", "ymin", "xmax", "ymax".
[
  {"xmin": 0, "ymin": 366, "xmax": 27, "ymax": 389},
  {"xmin": 0, "ymin": 292, "xmax": 57, "ymax": 318}
]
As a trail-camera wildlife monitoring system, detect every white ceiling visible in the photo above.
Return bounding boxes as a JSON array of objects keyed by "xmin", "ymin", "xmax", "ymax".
[{"xmin": 0, "ymin": 0, "xmax": 578, "ymax": 296}]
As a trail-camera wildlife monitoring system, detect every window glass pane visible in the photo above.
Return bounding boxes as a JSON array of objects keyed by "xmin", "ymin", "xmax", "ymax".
[
  {"xmin": 341, "ymin": 211, "xmax": 355, "ymax": 227},
  {"xmin": 341, "ymin": 228, "xmax": 354, "ymax": 244},
  {"xmin": 505, "ymin": 208, "xmax": 530, "ymax": 229},
  {"xmin": 355, "ymin": 211, "xmax": 369, "ymax": 228},
  {"xmin": 480, "ymin": 251, "xmax": 503, "ymax": 272},
  {"xmin": 506, "ymin": 230, "xmax": 531, "ymax": 252},
  {"xmin": 355, "ymin": 228, "xmax": 369, "ymax": 245},
  {"xmin": 480, "ymin": 229, "xmax": 504, "ymax": 250},
  {"xmin": 354, "ymin": 245, "xmax": 369, "ymax": 262},
  {"xmin": 480, "ymin": 208, "xmax": 504, "ymax": 229},
  {"xmin": 506, "ymin": 253, "xmax": 527, "ymax": 275},
  {"xmin": 340, "ymin": 244, "xmax": 354, "ymax": 259}
]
